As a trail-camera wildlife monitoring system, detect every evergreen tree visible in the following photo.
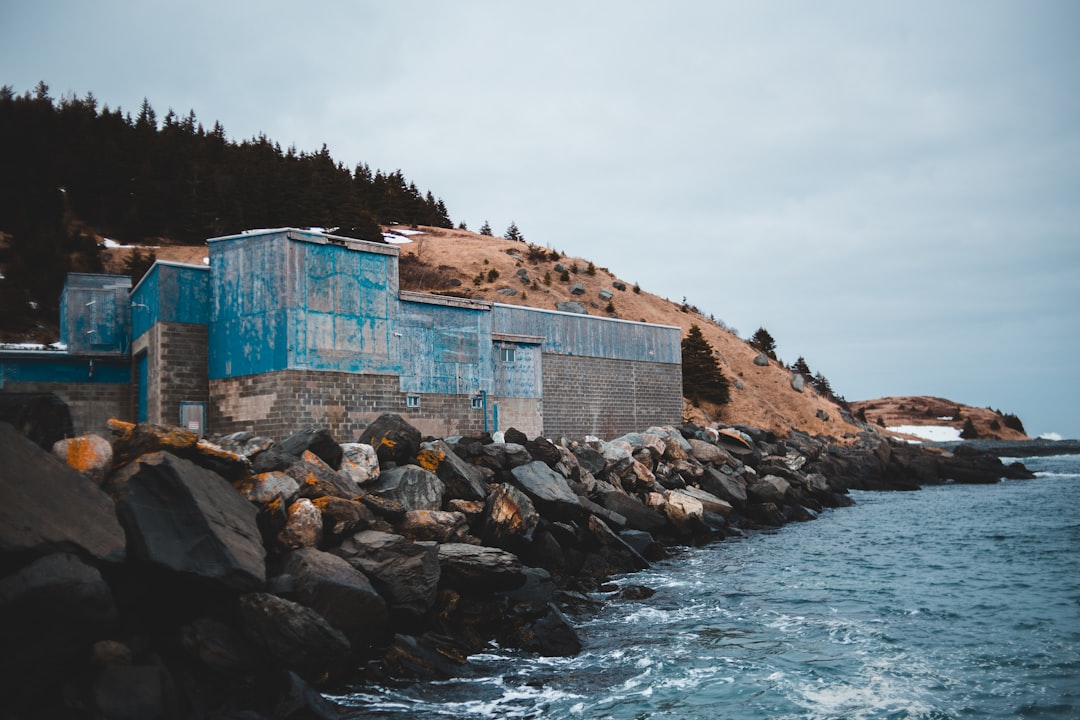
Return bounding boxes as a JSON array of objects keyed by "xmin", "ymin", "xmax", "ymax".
[
  {"xmin": 750, "ymin": 326, "xmax": 777, "ymax": 360},
  {"xmin": 682, "ymin": 324, "xmax": 731, "ymax": 405},
  {"xmin": 479, "ymin": 221, "xmax": 493, "ymax": 236},
  {"xmin": 504, "ymin": 221, "xmax": 524, "ymax": 242},
  {"xmin": 792, "ymin": 356, "xmax": 812, "ymax": 376}
]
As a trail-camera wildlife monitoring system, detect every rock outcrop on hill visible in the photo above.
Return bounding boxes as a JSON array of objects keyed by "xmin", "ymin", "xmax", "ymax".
[{"xmin": 0, "ymin": 415, "xmax": 1032, "ymax": 718}]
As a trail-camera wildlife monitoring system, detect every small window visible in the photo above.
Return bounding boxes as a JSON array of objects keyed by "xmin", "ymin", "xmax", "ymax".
[
  {"xmin": 471, "ymin": 396, "xmax": 484, "ymax": 410},
  {"xmin": 405, "ymin": 394, "xmax": 420, "ymax": 408},
  {"xmin": 500, "ymin": 347, "xmax": 516, "ymax": 363}
]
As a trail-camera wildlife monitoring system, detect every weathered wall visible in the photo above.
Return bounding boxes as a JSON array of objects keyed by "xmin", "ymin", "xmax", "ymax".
[
  {"xmin": 61, "ymin": 273, "xmax": 133, "ymax": 356},
  {"xmin": 397, "ymin": 293, "xmax": 493, "ymax": 396},
  {"xmin": 0, "ymin": 354, "xmax": 132, "ymax": 437},
  {"xmin": 209, "ymin": 369, "xmax": 492, "ymax": 442},
  {"xmin": 132, "ymin": 322, "xmax": 208, "ymax": 427},
  {"xmin": 540, "ymin": 354, "xmax": 683, "ymax": 438}
]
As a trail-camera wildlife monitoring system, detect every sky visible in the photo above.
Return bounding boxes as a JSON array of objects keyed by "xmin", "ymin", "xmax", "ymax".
[{"xmin": 3, "ymin": 1, "xmax": 1079, "ymax": 439}]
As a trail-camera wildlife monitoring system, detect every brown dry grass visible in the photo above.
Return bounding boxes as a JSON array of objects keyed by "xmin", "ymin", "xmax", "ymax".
[{"xmin": 392, "ymin": 226, "xmax": 865, "ymax": 441}]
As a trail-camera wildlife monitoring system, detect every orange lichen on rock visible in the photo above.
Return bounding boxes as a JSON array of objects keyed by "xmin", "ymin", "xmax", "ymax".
[{"xmin": 416, "ymin": 447, "xmax": 443, "ymax": 473}]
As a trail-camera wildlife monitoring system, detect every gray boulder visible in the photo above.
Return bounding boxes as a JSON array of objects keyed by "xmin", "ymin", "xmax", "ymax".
[
  {"xmin": 368, "ymin": 465, "xmax": 445, "ymax": 511},
  {"xmin": 437, "ymin": 543, "xmax": 527, "ymax": 593},
  {"xmin": 556, "ymin": 301, "xmax": 588, "ymax": 314},
  {"xmin": 592, "ymin": 487, "xmax": 667, "ymax": 532},
  {"xmin": 358, "ymin": 413, "xmax": 422, "ymax": 466},
  {"xmin": 418, "ymin": 439, "xmax": 487, "ymax": 501},
  {"xmin": 510, "ymin": 461, "xmax": 584, "ymax": 522},
  {"xmin": 0, "ymin": 423, "xmax": 126, "ymax": 563},
  {"xmin": 332, "ymin": 530, "xmax": 440, "ymax": 618},
  {"xmin": 0, "ymin": 552, "xmax": 117, "ymax": 672},
  {"xmin": 281, "ymin": 427, "xmax": 343, "ymax": 470},
  {"xmin": 278, "ymin": 547, "xmax": 389, "ymax": 654},
  {"xmin": 236, "ymin": 592, "xmax": 352, "ymax": 686},
  {"xmin": 747, "ymin": 474, "xmax": 791, "ymax": 504},
  {"xmin": 699, "ymin": 466, "xmax": 748, "ymax": 507},
  {"xmin": 116, "ymin": 451, "xmax": 266, "ymax": 591}
]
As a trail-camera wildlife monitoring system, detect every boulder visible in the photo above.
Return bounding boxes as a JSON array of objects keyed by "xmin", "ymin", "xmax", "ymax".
[
  {"xmin": 51, "ymin": 433, "xmax": 113, "ymax": 485},
  {"xmin": 252, "ymin": 446, "xmax": 301, "ymax": 474},
  {"xmin": 592, "ymin": 487, "xmax": 667, "ymax": 532},
  {"xmin": 277, "ymin": 498, "xmax": 324, "ymax": 551},
  {"xmin": 416, "ymin": 439, "xmax": 488, "ymax": 501},
  {"xmin": 578, "ymin": 515, "xmax": 650, "ymax": 578},
  {"xmin": 569, "ymin": 282, "xmax": 586, "ymax": 295},
  {"xmin": 236, "ymin": 592, "xmax": 352, "ymax": 686},
  {"xmin": 281, "ymin": 427, "xmax": 343, "ymax": 470},
  {"xmin": 678, "ymin": 485, "xmax": 734, "ymax": 516},
  {"xmin": 92, "ymin": 664, "xmax": 171, "ymax": 720},
  {"xmin": 277, "ymin": 547, "xmax": 389, "ymax": 653},
  {"xmin": 213, "ymin": 430, "xmax": 276, "ymax": 459},
  {"xmin": 0, "ymin": 392, "xmax": 73, "ymax": 449},
  {"xmin": 110, "ymin": 421, "xmax": 249, "ymax": 479},
  {"xmin": 332, "ymin": 530, "xmax": 440, "ymax": 618},
  {"xmin": 287, "ymin": 450, "xmax": 362, "ymax": 500},
  {"xmin": 0, "ymin": 552, "xmax": 117, "ymax": 672},
  {"xmin": 310, "ymin": 496, "xmax": 376, "ymax": 542},
  {"xmin": 687, "ymin": 438, "xmax": 737, "ymax": 467},
  {"xmin": 0, "ymin": 423, "xmax": 126, "ymax": 563},
  {"xmin": 482, "ymin": 483, "xmax": 540, "ymax": 551},
  {"xmin": 437, "ymin": 543, "xmax": 527, "ymax": 593},
  {"xmin": 116, "ymin": 451, "xmax": 266, "ymax": 591},
  {"xmin": 510, "ymin": 602, "xmax": 583, "ymax": 657},
  {"xmin": 400, "ymin": 510, "xmax": 471, "ymax": 543},
  {"xmin": 555, "ymin": 301, "xmax": 587, "ymax": 314},
  {"xmin": 340, "ymin": 442, "xmax": 380, "ymax": 486},
  {"xmin": 572, "ymin": 444, "xmax": 607, "ymax": 476},
  {"xmin": 658, "ymin": 490, "xmax": 707, "ymax": 537},
  {"xmin": 382, "ymin": 633, "xmax": 469, "ymax": 680},
  {"xmin": 747, "ymin": 474, "xmax": 791, "ymax": 504},
  {"xmin": 699, "ymin": 466, "xmax": 748, "ymax": 507},
  {"xmin": 179, "ymin": 616, "xmax": 263, "ymax": 678},
  {"xmin": 238, "ymin": 470, "xmax": 300, "ymax": 505},
  {"xmin": 790, "ymin": 373, "xmax": 805, "ymax": 392},
  {"xmin": 510, "ymin": 461, "xmax": 584, "ymax": 522},
  {"xmin": 753, "ymin": 353, "xmax": 770, "ymax": 366},
  {"xmin": 358, "ymin": 413, "xmax": 422, "ymax": 466},
  {"xmin": 368, "ymin": 465, "xmax": 445, "ymax": 511}
]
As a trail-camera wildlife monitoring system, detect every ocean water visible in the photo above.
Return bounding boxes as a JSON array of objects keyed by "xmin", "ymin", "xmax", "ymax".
[{"xmin": 334, "ymin": 454, "xmax": 1080, "ymax": 719}]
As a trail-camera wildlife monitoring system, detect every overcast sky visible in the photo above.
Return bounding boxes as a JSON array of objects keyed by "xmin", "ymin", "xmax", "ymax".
[{"xmin": 3, "ymin": 1, "xmax": 1079, "ymax": 438}]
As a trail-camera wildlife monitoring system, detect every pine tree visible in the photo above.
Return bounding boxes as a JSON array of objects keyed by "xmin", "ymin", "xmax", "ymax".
[
  {"xmin": 750, "ymin": 327, "xmax": 777, "ymax": 360},
  {"xmin": 504, "ymin": 221, "xmax": 523, "ymax": 242},
  {"xmin": 479, "ymin": 221, "xmax": 493, "ymax": 236},
  {"xmin": 682, "ymin": 324, "xmax": 731, "ymax": 405},
  {"xmin": 792, "ymin": 356, "xmax": 812, "ymax": 376}
]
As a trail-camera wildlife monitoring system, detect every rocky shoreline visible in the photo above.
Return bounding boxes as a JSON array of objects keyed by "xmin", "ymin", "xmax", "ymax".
[{"xmin": 0, "ymin": 416, "xmax": 1035, "ymax": 719}]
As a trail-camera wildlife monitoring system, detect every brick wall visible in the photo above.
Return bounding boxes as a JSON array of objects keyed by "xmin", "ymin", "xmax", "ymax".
[
  {"xmin": 0, "ymin": 381, "xmax": 131, "ymax": 438},
  {"xmin": 208, "ymin": 369, "xmax": 495, "ymax": 442},
  {"xmin": 133, "ymin": 321, "xmax": 208, "ymax": 426},
  {"xmin": 541, "ymin": 354, "xmax": 683, "ymax": 438}
]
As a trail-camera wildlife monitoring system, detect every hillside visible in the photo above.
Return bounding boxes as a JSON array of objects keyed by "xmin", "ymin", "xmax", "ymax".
[
  {"xmin": 96, "ymin": 225, "xmax": 1030, "ymax": 443},
  {"xmin": 849, "ymin": 396, "xmax": 1030, "ymax": 441}
]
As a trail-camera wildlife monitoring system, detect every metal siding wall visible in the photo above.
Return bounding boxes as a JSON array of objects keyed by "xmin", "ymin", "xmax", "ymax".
[
  {"xmin": 492, "ymin": 342, "xmax": 541, "ymax": 398},
  {"xmin": 209, "ymin": 234, "xmax": 290, "ymax": 378},
  {"xmin": 398, "ymin": 300, "xmax": 491, "ymax": 395},
  {"xmin": 491, "ymin": 304, "xmax": 680, "ymax": 364},
  {"xmin": 130, "ymin": 266, "xmax": 159, "ymax": 341},
  {"xmin": 289, "ymin": 241, "xmax": 397, "ymax": 374},
  {"xmin": 0, "ymin": 355, "xmax": 131, "ymax": 384},
  {"xmin": 61, "ymin": 274, "xmax": 133, "ymax": 355}
]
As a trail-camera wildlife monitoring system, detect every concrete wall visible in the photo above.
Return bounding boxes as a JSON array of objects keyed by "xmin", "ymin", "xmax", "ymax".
[
  {"xmin": 540, "ymin": 354, "xmax": 683, "ymax": 439},
  {"xmin": 132, "ymin": 322, "xmax": 208, "ymax": 427}
]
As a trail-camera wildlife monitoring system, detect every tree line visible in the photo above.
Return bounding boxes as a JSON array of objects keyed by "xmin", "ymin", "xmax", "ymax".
[{"xmin": 0, "ymin": 83, "xmax": 453, "ymax": 337}]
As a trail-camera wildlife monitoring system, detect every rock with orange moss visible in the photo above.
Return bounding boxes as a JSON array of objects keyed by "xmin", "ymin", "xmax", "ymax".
[
  {"xmin": 52, "ymin": 433, "xmax": 114, "ymax": 485},
  {"xmin": 417, "ymin": 439, "xmax": 488, "ymax": 501},
  {"xmin": 358, "ymin": 413, "xmax": 422, "ymax": 466},
  {"xmin": 278, "ymin": 498, "xmax": 323, "ymax": 551},
  {"xmin": 311, "ymin": 496, "xmax": 378, "ymax": 542},
  {"xmin": 1, "ymin": 423, "xmax": 126, "ymax": 563},
  {"xmin": 238, "ymin": 470, "xmax": 300, "ymax": 505},
  {"xmin": 281, "ymin": 427, "xmax": 343, "ymax": 471},
  {"xmin": 400, "ymin": 509, "xmax": 471, "ymax": 543},
  {"xmin": 286, "ymin": 450, "xmax": 361, "ymax": 500}
]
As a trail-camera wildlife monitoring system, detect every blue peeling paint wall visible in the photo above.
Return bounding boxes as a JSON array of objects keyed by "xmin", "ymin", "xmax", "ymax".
[
  {"xmin": 0, "ymin": 352, "xmax": 131, "ymax": 385},
  {"xmin": 492, "ymin": 339, "xmax": 542, "ymax": 398},
  {"xmin": 60, "ymin": 273, "xmax": 133, "ymax": 355},
  {"xmin": 491, "ymin": 303, "xmax": 681, "ymax": 363},
  {"xmin": 397, "ymin": 296, "xmax": 493, "ymax": 395},
  {"xmin": 131, "ymin": 262, "xmax": 210, "ymax": 340},
  {"xmin": 208, "ymin": 229, "xmax": 401, "ymax": 379},
  {"xmin": 289, "ymin": 236, "xmax": 398, "ymax": 374}
]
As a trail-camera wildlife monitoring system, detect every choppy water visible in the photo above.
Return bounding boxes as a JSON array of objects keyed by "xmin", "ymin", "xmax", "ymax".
[{"xmin": 334, "ymin": 454, "xmax": 1080, "ymax": 719}]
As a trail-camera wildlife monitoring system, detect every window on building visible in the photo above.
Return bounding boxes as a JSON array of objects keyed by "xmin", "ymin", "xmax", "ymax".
[
  {"xmin": 471, "ymin": 395, "xmax": 484, "ymax": 410},
  {"xmin": 406, "ymin": 394, "xmax": 420, "ymax": 408},
  {"xmin": 500, "ymin": 347, "xmax": 516, "ymax": 363}
]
